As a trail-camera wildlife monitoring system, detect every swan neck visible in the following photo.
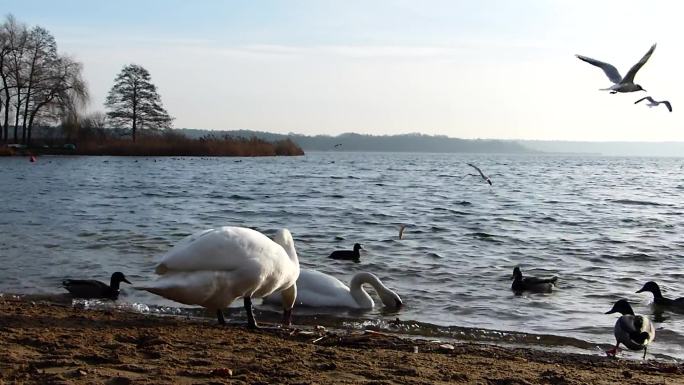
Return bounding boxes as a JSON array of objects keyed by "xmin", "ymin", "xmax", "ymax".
[{"xmin": 350, "ymin": 273, "xmax": 391, "ymax": 308}]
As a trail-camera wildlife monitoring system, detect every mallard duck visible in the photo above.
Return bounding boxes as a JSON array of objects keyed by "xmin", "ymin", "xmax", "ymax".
[
  {"xmin": 511, "ymin": 267, "xmax": 557, "ymax": 293},
  {"xmin": 136, "ymin": 227, "xmax": 299, "ymax": 329},
  {"xmin": 636, "ymin": 281, "xmax": 684, "ymax": 307},
  {"xmin": 62, "ymin": 272, "xmax": 131, "ymax": 300},
  {"xmin": 605, "ymin": 299, "xmax": 655, "ymax": 359},
  {"xmin": 328, "ymin": 243, "xmax": 363, "ymax": 263}
]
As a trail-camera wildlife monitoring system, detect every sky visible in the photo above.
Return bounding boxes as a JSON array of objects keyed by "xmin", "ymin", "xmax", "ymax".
[{"xmin": 3, "ymin": 0, "xmax": 683, "ymax": 141}]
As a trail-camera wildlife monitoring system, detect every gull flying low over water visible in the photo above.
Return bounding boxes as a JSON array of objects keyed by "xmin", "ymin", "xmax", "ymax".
[
  {"xmin": 466, "ymin": 163, "xmax": 492, "ymax": 186},
  {"xmin": 576, "ymin": 43, "xmax": 656, "ymax": 94},
  {"xmin": 635, "ymin": 96, "xmax": 672, "ymax": 112}
]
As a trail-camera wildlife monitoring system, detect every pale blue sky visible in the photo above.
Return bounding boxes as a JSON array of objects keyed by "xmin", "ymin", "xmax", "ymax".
[{"xmin": 4, "ymin": 0, "xmax": 683, "ymax": 140}]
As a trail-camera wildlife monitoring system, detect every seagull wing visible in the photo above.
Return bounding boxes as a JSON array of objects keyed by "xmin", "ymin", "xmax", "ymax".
[
  {"xmin": 634, "ymin": 96, "xmax": 655, "ymax": 105},
  {"xmin": 622, "ymin": 43, "xmax": 656, "ymax": 84},
  {"xmin": 467, "ymin": 163, "xmax": 486, "ymax": 179},
  {"xmin": 575, "ymin": 55, "xmax": 622, "ymax": 84},
  {"xmin": 662, "ymin": 100, "xmax": 672, "ymax": 112}
]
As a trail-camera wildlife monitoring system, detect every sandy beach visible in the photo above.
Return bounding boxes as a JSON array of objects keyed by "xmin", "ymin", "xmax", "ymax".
[{"xmin": 0, "ymin": 297, "xmax": 682, "ymax": 385}]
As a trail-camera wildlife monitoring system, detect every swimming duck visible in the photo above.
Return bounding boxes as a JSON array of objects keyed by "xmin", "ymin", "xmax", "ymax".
[
  {"xmin": 511, "ymin": 267, "xmax": 557, "ymax": 293},
  {"xmin": 136, "ymin": 226, "xmax": 299, "ymax": 329},
  {"xmin": 263, "ymin": 269, "xmax": 402, "ymax": 309},
  {"xmin": 605, "ymin": 299, "xmax": 655, "ymax": 359},
  {"xmin": 329, "ymin": 243, "xmax": 363, "ymax": 262},
  {"xmin": 62, "ymin": 272, "xmax": 131, "ymax": 300},
  {"xmin": 636, "ymin": 281, "xmax": 684, "ymax": 308}
]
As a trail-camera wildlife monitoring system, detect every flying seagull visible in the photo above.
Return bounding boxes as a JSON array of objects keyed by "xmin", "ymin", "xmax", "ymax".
[
  {"xmin": 466, "ymin": 163, "xmax": 492, "ymax": 186},
  {"xmin": 635, "ymin": 96, "xmax": 672, "ymax": 112},
  {"xmin": 576, "ymin": 43, "xmax": 656, "ymax": 94}
]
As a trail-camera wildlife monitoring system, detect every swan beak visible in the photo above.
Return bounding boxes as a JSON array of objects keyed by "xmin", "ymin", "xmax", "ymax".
[
  {"xmin": 123, "ymin": 278, "xmax": 132, "ymax": 284},
  {"xmin": 605, "ymin": 309, "xmax": 616, "ymax": 315},
  {"xmin": 636, "ymin": 288, "xmax": 644, "ymax": 293}
]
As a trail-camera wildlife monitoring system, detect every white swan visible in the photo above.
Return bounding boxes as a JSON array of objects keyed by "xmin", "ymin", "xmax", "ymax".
[
  {"xmin": 263, "ymin": 269, "xmax": 402, "ymax": 309},
  {"xmin": 136, "ymin": 226, "xmax": 299, "ymax": 328}
]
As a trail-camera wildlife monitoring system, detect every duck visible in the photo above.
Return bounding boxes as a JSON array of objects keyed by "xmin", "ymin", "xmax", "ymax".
[
  {"xmin": 636, "ymin": 281, "xmax": 684, "ymax": 308},
  {"xmin": 62, "ymin": 272, "xmax": 131, "ymax": 300},
  {"xmin": 329, "ymin": 243, "xmax": 363, "ymax": 262},
  {"xmin": 136, "ymin": 226, "xmax": 299, "ymax": 329},
  {"xmin": 263, "ymin": 269, "xmax": 402, "ymax": 309},
  {"xmin": 511, "ymin": 267, "xmax": 557, "ymax": 293},
  {"xmin": 605, "ymin": 299, "xmax": 655, "ymax": 359}
]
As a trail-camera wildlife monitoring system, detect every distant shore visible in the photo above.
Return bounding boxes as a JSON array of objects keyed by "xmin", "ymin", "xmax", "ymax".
[
  {"xmin": 1, "ymin": 297, "xmax": 681, "ymax": 384},
  {"xmin": 0, "ymin": 135, "xmax": 305, "ymax": 157}
]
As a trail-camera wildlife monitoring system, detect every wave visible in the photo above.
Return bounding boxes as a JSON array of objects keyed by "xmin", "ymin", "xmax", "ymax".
[{"xmin": 609, "ymin": 199, "xmax": 667, "ymax": 207}]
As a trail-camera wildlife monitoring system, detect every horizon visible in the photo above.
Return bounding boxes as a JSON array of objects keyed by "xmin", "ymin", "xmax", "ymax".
[{"xmin": 5, "ymin": 1, "xmax": 684, "ymax": 142}]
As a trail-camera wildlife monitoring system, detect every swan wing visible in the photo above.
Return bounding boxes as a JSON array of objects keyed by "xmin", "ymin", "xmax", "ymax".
[
  {"xmin": 622, "ymin": 43, "xmax": 656, "ymax": 84},
  {"xmin": 575, "ymin": 54, "xmax": 622, "ymax": 84},
  {"xmin": 156, "ymin": 227, "xmax": 289, "ymax": 273},
  {"xmin": 136, "ymin": 271, "xmax": 229, "ymax": 308}
]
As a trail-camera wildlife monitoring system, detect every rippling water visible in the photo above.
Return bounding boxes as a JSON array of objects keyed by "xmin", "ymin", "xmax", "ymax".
[{"xmin": 1, "ymin": 153, "xmax": 683, "ymax": 360}]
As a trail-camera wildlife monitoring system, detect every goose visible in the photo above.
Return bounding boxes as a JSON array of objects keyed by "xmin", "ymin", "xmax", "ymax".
[
  {"xmin": 136, "ymin": 226, "xmax": 299, "ymax": 329},
  {"xmin": 634, "ymin": 96, "xmax": 672, "ymax": 112},
  {"xmin": 263, "ymin": 269, "xmax": 402, "ymax": 309},
  {"xmin": 62, "ymin": 272, "xmax": 131, "ymax": 300},
  {"xmin": 511, "ymin": 267, "xmax": 557, "ymax": 293},
  {"xmin": 605, "ymin": 299, "xmax": 655, "ymax": 359},
  {"xmin": 636, "ymin": 281, "xmax": 684, "ymax": 308},
  {"xmin": 576, "ymin": 43, "xmax": 656, "ymax": 94},
  {"xmin": 466, "ymin": 163, "xmax": 492, "ymax": 186},
  {"xmin": 329, "ymin": 243, "xmax": 363, "ymax": 262}
]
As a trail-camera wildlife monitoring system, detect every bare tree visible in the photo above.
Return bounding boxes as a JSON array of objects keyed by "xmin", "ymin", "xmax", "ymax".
[
  {"xmin": 25, "ymin": 56, "xmax": 88, "ymax": 144},
  {"xmin": 105, "ymin": 64, "xmax": 173, "ymax": 142},
  {"xmin": 0, "ymin": 15, "xmax": 88, "ymax": 145}
]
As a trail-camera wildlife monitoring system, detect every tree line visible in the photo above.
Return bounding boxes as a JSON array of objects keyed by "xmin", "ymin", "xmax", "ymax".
[
  {"xmin": 1, "ymin": 14, "xmax": 175, "ymax": 147},
  {"xmin": 0, "ymin": 15, "xmax": 87, "ymax": 145}
]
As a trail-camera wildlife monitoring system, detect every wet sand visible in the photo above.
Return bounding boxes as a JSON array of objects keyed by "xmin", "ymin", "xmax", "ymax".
[{"xmin": 1, "ymin": 297, "xmax": 682, "ymax": 385}]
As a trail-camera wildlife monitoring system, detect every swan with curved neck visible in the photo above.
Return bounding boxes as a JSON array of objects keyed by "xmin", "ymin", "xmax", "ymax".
[
  {"xmin": 137, "ymin": 226, "xmax": 299, "ymax": 328},
  {"xmin": 264, "ymin": 269, "xmax": 402, "ymax": 309}
]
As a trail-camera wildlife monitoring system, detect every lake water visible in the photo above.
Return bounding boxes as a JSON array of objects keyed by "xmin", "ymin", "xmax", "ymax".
[{"xmin": 1, "ymin": 152, "xmax": 683, "ymax": 360}]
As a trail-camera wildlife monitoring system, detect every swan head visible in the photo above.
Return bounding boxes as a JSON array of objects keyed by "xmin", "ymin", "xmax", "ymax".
[
  {"xmin": 605, "ymin": 299, "xmax": 635, "ymax": 316},
  {"xmin": 353, "ymin": 243, "xmax": 363, "ymax": 251},
  {"xmin": 511, "ymin": 267, "xmax": 522, "ymax": 280},
  {"xmin": 379, "ymin": 288, "xmax": 403, "ymax": 309},
  {"xmin": 635, "ymin": 84, "xmax": 645, "ymax": 92},
  {"xmin": 636, "ymin": 281, "xmax": 661, "ymax": 296}
]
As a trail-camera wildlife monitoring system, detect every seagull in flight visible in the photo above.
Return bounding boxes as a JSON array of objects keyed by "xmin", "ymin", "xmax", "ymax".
[
  {"xmin": 466, "ymin": 163, "xmax": 492, "ymax": 186},
  {"xmin": 635, "ymin": 96, "xmax": 672, "ymax": 112},
  {"xmin": 576, "ymin": 43, "xmax": 656, "ymax": 94}
]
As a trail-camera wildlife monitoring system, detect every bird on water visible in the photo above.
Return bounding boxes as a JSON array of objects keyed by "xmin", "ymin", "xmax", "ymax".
[
  {"xmin": 62, "ymin": 272, "xmax": 131, "ymax": 300},
  {"xmin": 511, "ymin": 267, "xmax": 557, "ymax": 293},
  {"xmin": 636, "ymin": 281, "xmax": 684, "ymax": 308},
  {"xmin": 329, "ymin": 243, "xmax": 363, "ymax": 263}
]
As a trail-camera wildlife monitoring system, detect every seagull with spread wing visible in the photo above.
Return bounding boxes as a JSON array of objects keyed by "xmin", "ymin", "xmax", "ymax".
[
  {"xmin": 576, "ymin": 43, "xmax": 656, "ymax": 94},
  {"xmin": 635, "ymin": 96, "xmax": 672, "ymax": 112},
  {"xmin": 466, "ymin": 163, "xmax": 492, "ymax": 186}
]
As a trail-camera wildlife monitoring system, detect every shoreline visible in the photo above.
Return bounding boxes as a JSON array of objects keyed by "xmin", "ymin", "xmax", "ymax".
[{"xmin": 1, "ymin": 297, "xmax": 682, "ymax": 384}]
